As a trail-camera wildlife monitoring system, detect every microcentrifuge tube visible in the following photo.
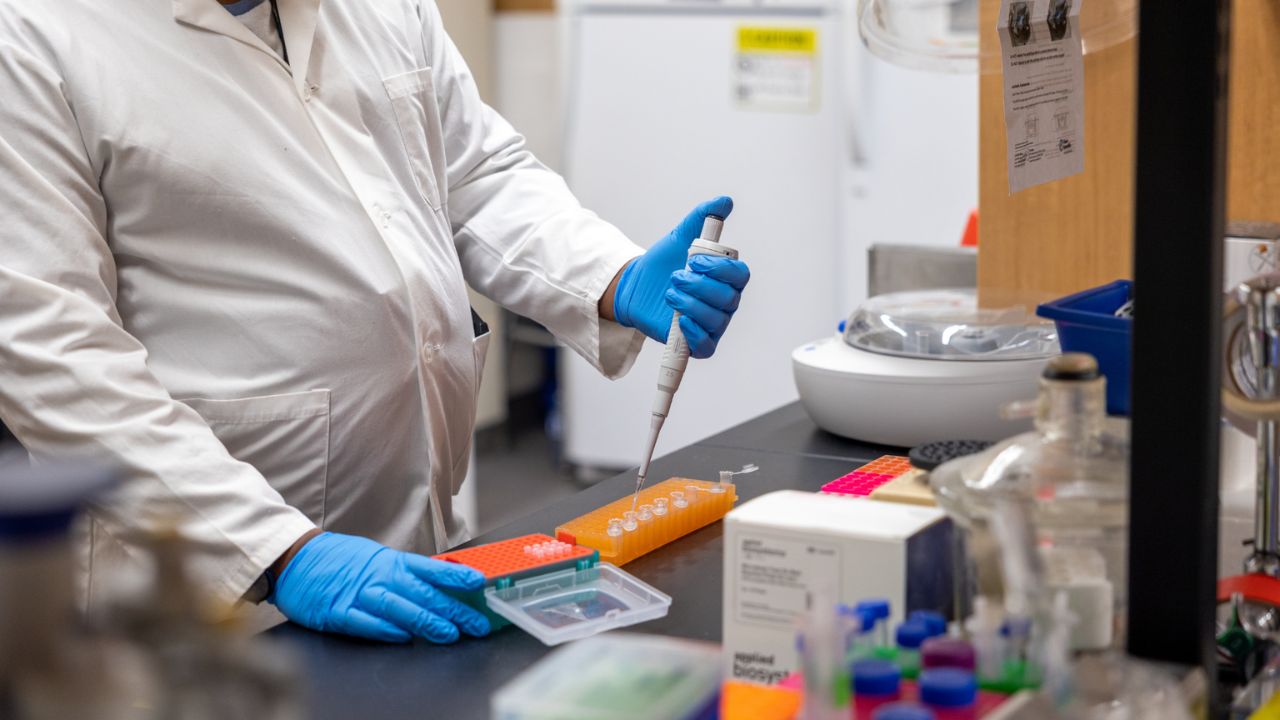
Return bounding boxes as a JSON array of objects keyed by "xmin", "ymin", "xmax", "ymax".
[
  {"xmin": 638, "ymin": 504, "xmax": 654, "ymax": 521},
  {"xmin": 653, "ymin": 497, "xmax": 669, "ymax": 516},
  {"xmin": 607, "ymin": 518, "xmax": 624, "ymax": 537},
  {"xmin": 671, "ymin": 491, "xmax": 688, "ymax": 509},
  {"xmin": 623, "ymin": 511, "xmax": 639, "ymax": 531}
]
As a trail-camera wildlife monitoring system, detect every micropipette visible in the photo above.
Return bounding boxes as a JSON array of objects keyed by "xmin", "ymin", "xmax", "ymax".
[{"xmin": 632, "ymin": 214, "xmax": 739, "ymax": 510}]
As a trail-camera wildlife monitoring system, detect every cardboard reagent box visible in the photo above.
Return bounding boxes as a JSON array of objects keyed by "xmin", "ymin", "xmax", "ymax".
[{"xmin": 722, "ymin": 490, "xmax": 952, "ymax": 685}]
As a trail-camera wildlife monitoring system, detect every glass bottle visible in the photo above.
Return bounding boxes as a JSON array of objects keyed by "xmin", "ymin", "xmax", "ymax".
[{"xmin": 931, "ymin": 353, "xmax": 1129, "ymax": 652}]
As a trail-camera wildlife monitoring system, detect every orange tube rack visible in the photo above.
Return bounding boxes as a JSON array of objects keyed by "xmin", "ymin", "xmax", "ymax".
[{"xmin": 555, "ymin": 478, "xmax": 737, "ymax": 566}]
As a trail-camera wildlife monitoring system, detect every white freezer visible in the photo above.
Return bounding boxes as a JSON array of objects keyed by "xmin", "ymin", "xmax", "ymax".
[{"xmin": 560, "ymin": 0, "xmax": 977, "ymax": 469}]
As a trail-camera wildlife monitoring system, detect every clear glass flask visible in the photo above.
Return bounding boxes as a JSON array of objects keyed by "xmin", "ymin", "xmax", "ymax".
[{"xmin": 931, "ymin": 353, "xmax": 1130, "ymax": 652}]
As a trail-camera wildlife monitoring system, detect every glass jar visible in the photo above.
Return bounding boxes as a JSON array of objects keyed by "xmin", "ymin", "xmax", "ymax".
[{"xmin": 931, "ymin": 353, "xmax": 1129, "ymax": 652}]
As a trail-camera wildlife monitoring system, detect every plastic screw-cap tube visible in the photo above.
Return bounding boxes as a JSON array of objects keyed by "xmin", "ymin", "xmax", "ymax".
[
  {"xmin": 873, "ymin": 704, "xmax": 937, "ymax": 720},
  {"xmin": 858, "ymin": 598, "xmax": 892, "ymax": 646},
  {"xmin": 857, "ymin": 599, "xmax": 892, "ymax": 620},
  {"xmin": 920, "ymin": 638, "xmax": 977, "ymax": 671},
  {"xmin": 852, "ymin": 660, "xmax": 901, "ymax": 697},
  {"xmin": 870, "ymin": 702, "xmax": 942, "ymax": 717},
  {"xmin": 897, "ymin": 622, "xmax": 930, "ymax": 650},
  {"xmin": 919, "ymin": 669, "xmax": 977, "ymax": 709},
  {"xmin": 909, "ymin": 611, "xmax": 948, "ymax": 637}
]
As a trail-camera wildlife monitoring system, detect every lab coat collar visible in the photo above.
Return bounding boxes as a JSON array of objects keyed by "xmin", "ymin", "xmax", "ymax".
[
  {"xmin": 275, "ymin": 0, "xmax": 321, "ymax": 97},
  {"xmin": 172, "ymin": 0, "xmax": 321, "ymax": 98}
]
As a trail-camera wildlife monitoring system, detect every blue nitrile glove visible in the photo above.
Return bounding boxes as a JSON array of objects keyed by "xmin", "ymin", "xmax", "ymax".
[
  {"xmin": 270, "ymin": 532, "xmax": 490, "ymax": 644},
  {"xmin": 613, "ymin": 196, "xmax": 752, "ymax": 359}
]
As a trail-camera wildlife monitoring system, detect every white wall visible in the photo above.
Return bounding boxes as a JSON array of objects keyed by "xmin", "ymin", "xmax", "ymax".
[
  {"xmin": 493, "ymin": 12, "xmax": 565, "ymax": 397},
  {"xmin": 436, "ymin": 0, "xmax": 493, "ymax": 97},
  {"xmin": 494, "ymin": 14, "xmax": 565, "ymax": 172}
]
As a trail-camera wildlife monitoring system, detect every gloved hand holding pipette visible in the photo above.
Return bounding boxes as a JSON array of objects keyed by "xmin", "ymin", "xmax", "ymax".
[
  {"xmin": 611, "ymin": 196, "xmax": 751, "ymax": 358},
  {"xmin": 608, "ymin": 196, "xmax": 751, "ymax": 509}
]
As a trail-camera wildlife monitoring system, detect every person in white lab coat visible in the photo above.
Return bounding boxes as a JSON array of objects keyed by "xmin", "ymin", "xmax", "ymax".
[{"xmin": 0, "ymin": 0, "xmax": 751, "ymax": 644}]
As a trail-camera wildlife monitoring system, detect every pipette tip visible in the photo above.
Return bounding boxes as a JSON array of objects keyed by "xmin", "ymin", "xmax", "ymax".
[{"xmin": 631, "ymin": 473, "xmax": 646, "ymax": 511}]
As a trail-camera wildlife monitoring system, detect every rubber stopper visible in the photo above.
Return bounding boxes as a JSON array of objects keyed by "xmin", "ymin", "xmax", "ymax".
[{"xmin": 1042, "ymin": 352, "xmax": 1100, "ymax": 381}]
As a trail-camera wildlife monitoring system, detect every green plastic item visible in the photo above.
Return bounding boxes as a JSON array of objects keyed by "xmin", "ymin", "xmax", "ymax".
[
  {"xmin": 899, "ymin": 655, "xmax": 920, "ymax": 680},
  {"xmin": 492, "ymin": 634, "xmax": 722, "ymax": 719},
  {"xmin": 978, "ymin": 659, "xmax": 1042, "ymax": 694},
  {"xmin": 833, "ymin": 670, "xmax": 853, "ymax": 708},
  {"xmin": 872, "ymin": 646, "xmax": 899, "ymax": 662}
]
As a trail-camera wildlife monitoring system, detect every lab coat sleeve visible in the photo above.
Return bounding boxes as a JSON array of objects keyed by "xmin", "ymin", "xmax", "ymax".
[
  {"xmin": 0, "ymin": 13, "xmax": 315, "ymax": 605},
  {"xmin": 419, "ymin": 4, "xmax": 646, "ymax": 379}
]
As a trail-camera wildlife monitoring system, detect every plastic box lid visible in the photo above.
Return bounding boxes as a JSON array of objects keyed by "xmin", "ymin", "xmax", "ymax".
[
  {"xmin": 484, "ymin": 563, "xmax": 672, "ymax": 647},
  {"xmin": 491, "ymin": 633, "xmax": 720, "ymax": 720}
]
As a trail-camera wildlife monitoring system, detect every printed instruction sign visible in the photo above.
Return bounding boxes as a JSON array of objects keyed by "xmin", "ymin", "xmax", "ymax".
[
  {"xmin": 733, "ymin": 534, "xmax": 840, "ymax": 627},
  {"xmin": 997, "ymin": 0, "xmax": 1085, "ymax": 193},
  {"xmin": 733, "ymin": 27, "xmax": 820, "ymax": 113}
]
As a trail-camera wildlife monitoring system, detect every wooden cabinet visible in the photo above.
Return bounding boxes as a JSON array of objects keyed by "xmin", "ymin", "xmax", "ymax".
[{"xmin": 976, "ymin": 0, "xmax": 1280, "ymax": 304}]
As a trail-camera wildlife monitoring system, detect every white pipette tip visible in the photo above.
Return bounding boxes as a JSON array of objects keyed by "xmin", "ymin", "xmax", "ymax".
[{"xmin": 631, "ymin": 473, "xmax": 646, "ymax": 512}]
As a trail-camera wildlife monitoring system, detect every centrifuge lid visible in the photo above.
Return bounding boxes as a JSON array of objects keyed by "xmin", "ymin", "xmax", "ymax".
[
  {"xmin": 843, "ymin": 288, "xmax": 1059, "ymax": 361},
  {"xmin": 858, "ymin": 0, "xmax": 1136, "ymax": 74}
]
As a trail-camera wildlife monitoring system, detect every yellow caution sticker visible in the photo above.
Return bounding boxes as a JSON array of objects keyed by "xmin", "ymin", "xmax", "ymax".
[
  {"xmin": 737, "ymin": 27, "xmax": 818, "ymax": 55},
  {"xmin": 733, "ymin": 26, "xmax": 820, "ymax": 112}
]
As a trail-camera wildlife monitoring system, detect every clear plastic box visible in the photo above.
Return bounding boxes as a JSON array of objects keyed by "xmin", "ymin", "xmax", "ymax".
[
  {"xmin": 484, "ymin": 563, "xmax": 672, "ymax": 646},
  {"xmin": 491, "ymin": 633, "xmax": 721, "ymax": 720}
]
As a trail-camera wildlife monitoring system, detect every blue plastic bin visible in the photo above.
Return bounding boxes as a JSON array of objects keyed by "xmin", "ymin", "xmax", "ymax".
[{"xmin": 1036, "ymin": 280, "xmax": 1133, "ymax": 416}]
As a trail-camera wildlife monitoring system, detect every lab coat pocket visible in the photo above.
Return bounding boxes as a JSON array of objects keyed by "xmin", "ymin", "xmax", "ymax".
[
  {"xmin": 472, "ymin": 330, "xmax": 491, "ymax": 404},
  {"xmin": 450, "ymin": 327, "xmax": 491, "ymax": 495},
  {"xmin": 383, "ymin": 68, "xmax": 446, "ymax": 212},
  {"xmin": 179, "ymin": 389, "xmax": 331, "ymax": 524}
]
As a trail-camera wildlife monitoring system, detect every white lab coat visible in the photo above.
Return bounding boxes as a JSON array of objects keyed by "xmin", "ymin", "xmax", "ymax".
[{"xmin": 0, "ymin": 0, "xmax": 645, "ymax": 608}]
